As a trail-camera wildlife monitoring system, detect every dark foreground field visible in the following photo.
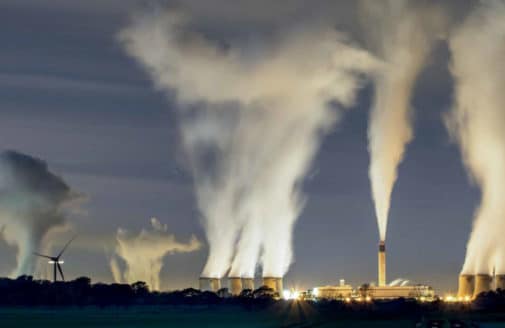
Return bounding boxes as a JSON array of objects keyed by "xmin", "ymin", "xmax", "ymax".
[{"xmin": 1, "ymin": 305, "xmax": 505, "ymax": 328}]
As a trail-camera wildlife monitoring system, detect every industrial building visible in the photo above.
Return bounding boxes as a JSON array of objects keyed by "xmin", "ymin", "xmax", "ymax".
[{"xmin": 457, "ymin": 273, "xmax": 505, "ymax": 300}]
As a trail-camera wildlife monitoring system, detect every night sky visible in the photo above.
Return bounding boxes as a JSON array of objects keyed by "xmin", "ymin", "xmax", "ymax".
[{"xmin": 0, "ymin": 0, "xmax": 480, "ymax": 292}]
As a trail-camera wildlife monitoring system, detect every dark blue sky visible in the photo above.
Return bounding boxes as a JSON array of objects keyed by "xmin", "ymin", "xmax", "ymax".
[{"xmin": 0, "ymin": 0, "xmax": 479, "ymax": 292}]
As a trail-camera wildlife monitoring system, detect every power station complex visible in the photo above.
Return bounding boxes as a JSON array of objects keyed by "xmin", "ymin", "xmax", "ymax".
[
  {"xmin": 458, "ymin": 273, "xmax": 505, "ymax": 300},
  {"xmin": 199, "ymin": 241, "xmax": 436, "ymax": 300}
]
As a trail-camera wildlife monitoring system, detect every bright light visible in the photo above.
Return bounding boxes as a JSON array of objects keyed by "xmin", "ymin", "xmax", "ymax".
[
  {"xmin": 464, "ymin": 295, "xmax": 471, "ymax": 302},
  {"xmin": 444, "ymin": 295, "xmax": 456, "ymax": 302},
  {"xmin": 345, "ymin": 297, "xmax": 351, "ymax": 303},
  {"xmin": 313, "ymin": 288, "xmax": 319, "ymax": 297},
  {"xmin": 365, "ymin": 296, "xmax": 372, "ymax": 302},
  {"xmin": 420, "ymin": 296, "xmax": 426, "ymax": 302},
  {"xmin": 283, "ymin": 289, "xmax": 300, "ymax": 300}
]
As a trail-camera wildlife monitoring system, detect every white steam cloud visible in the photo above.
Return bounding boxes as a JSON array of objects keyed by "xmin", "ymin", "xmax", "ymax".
[
  {"xmin": 361, "ymin": 0, "xmax": 446, "ymax": 241},
  {"xmin": 0, "ymin": 150, "xmax": 81, "ymax": 277},
  {"xmin": 446, "ymin": 1, "xmax": 505, "ymax": 275},
  {"xmin": 109, "ymin": 217, "xmax": 200, "ymax": 290},
  {"xmin": 120, "ymin": 8, "xmax": 380, "ymax": 279}
]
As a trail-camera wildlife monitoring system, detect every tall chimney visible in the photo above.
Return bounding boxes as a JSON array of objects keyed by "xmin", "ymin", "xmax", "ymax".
[{"xmin": 378, "ymin": 241, "xmax": 386, "ymax": 287}]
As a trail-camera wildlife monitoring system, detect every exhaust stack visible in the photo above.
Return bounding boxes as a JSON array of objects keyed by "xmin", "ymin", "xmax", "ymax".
[
  {"xmin": 473, "ymin": 274, "xmax": 492, "ymax": 299},
  {"xmin": 242, "ymin": 278, "xmax": 255, "ymax": 291},
  {"xmin": 457, "ymin": 274, "xmax": 474, "ymax": 299},
  {"xmin": 378, "ymin": 241, "xmax": 386, "ymax": 287},
  {"xmin": 228, "ymin": 277, "xmax": 243, "ymax": 296},
  {"xmin": 262, "ymin": 277, "xmax": 283, "ymax": 294},
  {"xmin": 199, "ymin": 277, "xmax": 221, "ymax": 292}
]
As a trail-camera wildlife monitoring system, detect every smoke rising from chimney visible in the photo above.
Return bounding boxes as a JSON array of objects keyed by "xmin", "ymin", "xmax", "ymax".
[
  {"xmin": 0, "ymin": 150, "xmax": 81, "ymax": 277},
  {"xmin": 109, "ymin": 217, "xmax": 200, "ymax": 290},
  {"xmin": 360, "ymin": 0, "xmax": 446, "ymax": 241},
  {"xmin": 446, "ymin": 0, "xmax": 505, "ymax": 275},
  {"xmin": 119, "ymin": 7, "xmax": 380, "ymax": 279}
]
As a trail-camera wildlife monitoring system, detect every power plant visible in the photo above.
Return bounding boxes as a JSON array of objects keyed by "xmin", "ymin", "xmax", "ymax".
[{"xmin": 456, "ymin": 273, "xmax": 505, "ymax": 299}]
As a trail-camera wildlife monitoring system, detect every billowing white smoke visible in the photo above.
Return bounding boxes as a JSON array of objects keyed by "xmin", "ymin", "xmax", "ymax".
[
  {"xmin": 109, "ymin": 217, "xmax": 200, "ymax": 290},
  {"xmin": 361, "ymin": 0, "xmax": 446, "ymax": 241},
  {"xmin": 446, "ymin": 1, "xmax": 505, "ymax": 275},
  {"xmin": 120, "ymin": 8, "xmax": 380, "ymax": 279},
  {"xmin": 0, "ymin": 150, "xmax": 80, "ymax": 277}
]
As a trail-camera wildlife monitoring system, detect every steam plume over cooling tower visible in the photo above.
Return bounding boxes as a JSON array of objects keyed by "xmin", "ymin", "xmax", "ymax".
[
  {"xmin": 0, "ymin": 150, "xmax": 81, "ymax": 277},
  {"xmin": 361, "ymin": 0, "xmax": 446, "ymax": 241},
  {"xmin": 110, "ymin": 218, "xmax": 200, "ymax": 290},
  {"xmin": 446, "ymin": 0, "xmax": 505, "ymax": 275},
  {"xmin": 120, "ymin": 7, "xmax": 380, "ymax": 279}
]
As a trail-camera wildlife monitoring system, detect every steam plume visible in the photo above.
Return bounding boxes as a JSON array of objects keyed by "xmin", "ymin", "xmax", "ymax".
[
  {"xmin": 446, "ymin": 1, "xmax": 505, "ymax": 275},
  {"xmin": 110, "ymin": 217, "xmax": 200, "ymax": 290},
  {"xmin": 0, "ymin": 150, "xmax": 80, "ymax": 277},
  {"xmin": 361, "ymin": 0, "xmax": 446, "ymax": 241},
  {"xmin": 120, "ymin": 8, "xmax": 380, "ymax": 279}
]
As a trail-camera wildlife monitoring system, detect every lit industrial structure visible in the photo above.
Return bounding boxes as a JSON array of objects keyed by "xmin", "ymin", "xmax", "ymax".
[
  {"xmin": 263, "ymin": 277, "xmax": 283, "ymax": 294},
  {"xmin": 313, "ymin": 280, "xmax": 353, "ymax": 299},
  {"xmin": 242, "ymin": 277, "xmax": 254, "ymax": 291},
  {"xmin": 457, "ymin": 274, "xmax": 474, "ymax": 299},
  {"xmin": 228, "ymin": 277, "xmax": 243, "ymax": 295},
  {"xmin": 199, "ymin": 277, "xmax": 221, "ymax": 292},
  {"xmin": 378, "ymin": 241, "xmax": 386, "ymax": 287}
]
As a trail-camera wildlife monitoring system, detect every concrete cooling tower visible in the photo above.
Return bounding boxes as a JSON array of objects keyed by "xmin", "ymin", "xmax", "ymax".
[
  {"xmin": 457, "ymin": 274, "xmax": 474, "ymax": 299},
  {"xmin": 199, "ymin": 277, "xmax": 221, "ymax": 292},
  {"xmin": 473, "ymin": 274, "xmax": 492, "ymax": 299},
  {"xmin": 228, "ymin": 277, "xmax": 243, "ymax": 296},
  {"xmin": 262, "ymin": 277, "xmax": 283, "ymax": 294},
  {"xmin": 242, "ymin": 278, "xmax": 255, "ymax": 291}
]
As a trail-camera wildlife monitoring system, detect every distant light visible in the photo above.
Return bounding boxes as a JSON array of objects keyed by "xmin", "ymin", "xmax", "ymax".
[
  {"xmin": 365, "ymin": 296, "xmax": 372, "ymax": 302},
  {"xmin": 283, "ymin": 289, "xmax": 301, "ymax": 300},
  {"xmin": 464, "ymin": 295, "xmax": 471, "ymax": 302},
  {"xmin": 313, "ymin": 288, "xmax": 319, "ymax": 297},
  {"xmin": 345, "ymin": 297, "xmax": 351, "ymax": 303}
]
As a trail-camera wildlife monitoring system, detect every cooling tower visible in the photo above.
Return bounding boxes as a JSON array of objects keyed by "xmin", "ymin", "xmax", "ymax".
[
  {"xmin": 242, "ymin": 277, "xmax": 255, "ymax": 291},
  {"xmin": 378, "ymin": 241, "xmax": 386, "ymax": 287},
  {"xmin": 263, "ymin": 277, "xmax": 283, "ymax": 293},
  {"xmin": 473, "ymin": 274, "xmax": 492, "ymax": 299},
  {"xmin": 457, "ymin": 274, "xmax": 474, "ymax": 299},
  {"xmin": 228, "ymin": 277, "xmax": 243, "ymax": 296},
  {"xmin": 496, "ymin": 275, "xmax": 505, "ymax": 291},
  {"xmin": 199, "ymin": 277, "xmax": 221, "ymax": 292}
]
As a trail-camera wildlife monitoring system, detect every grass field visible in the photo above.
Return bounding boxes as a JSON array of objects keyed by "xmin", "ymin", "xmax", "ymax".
[{"xmin": 1, "ymin": 306, "xmax": 505, "ymax": 327}]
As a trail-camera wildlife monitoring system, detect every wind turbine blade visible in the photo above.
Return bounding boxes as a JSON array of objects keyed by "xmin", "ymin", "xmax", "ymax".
[
  {"xmin": 57, "ymin": 235, "xmax": 77, "ymax": 258},
  {"xmin": 33, "ymin": 252, "xmax": 52, "ymax": 260},
  {"xmin": 57, "ymin": 263, "xmax": 65, "ymax": 281}
]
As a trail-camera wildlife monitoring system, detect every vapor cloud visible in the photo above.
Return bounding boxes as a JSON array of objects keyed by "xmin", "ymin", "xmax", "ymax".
[
  {"xmin": 361, "ymin": 0, "xmax": 447, "ymax": 241},
  {"xmin": 0, "ymin": 150, "xmax": 81, "ymax": 277},
  {"xmin": 110, "ymin": 217, "xmax": 200, "ymax": 290},
  {"xmin": 446, "ymin": 1, "xmax": 505, "ymax": 275},
  {"xmin": 120, "ymin": 7, "xmax": 380, "ymax": 279}
]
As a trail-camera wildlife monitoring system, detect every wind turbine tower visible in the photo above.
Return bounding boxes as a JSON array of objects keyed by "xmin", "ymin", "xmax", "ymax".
[{"xmin": 34, "ymin": 236, "xmax": 76, "ymax": 282}]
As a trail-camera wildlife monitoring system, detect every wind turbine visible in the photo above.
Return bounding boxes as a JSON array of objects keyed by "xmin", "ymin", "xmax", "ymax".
[{"xmin": 34, "ymin": 235, "xmax": 76, "ymax": 282}]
